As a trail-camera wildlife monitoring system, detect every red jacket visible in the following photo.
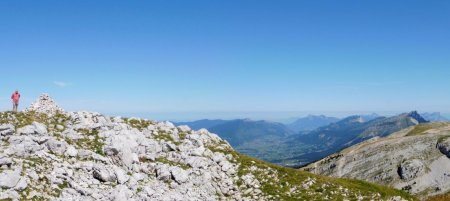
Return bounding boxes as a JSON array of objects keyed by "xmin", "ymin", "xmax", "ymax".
[{"xmin": 11, "ymin": 92, "xmax": 20, "ymax": 103}]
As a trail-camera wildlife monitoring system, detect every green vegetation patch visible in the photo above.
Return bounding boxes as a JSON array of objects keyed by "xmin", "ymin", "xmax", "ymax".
[
  {"xmin": 74, "ymin": 128, "xmax": 105, "ymax": 156},
  {"xmin": 407, "ymin": 122, "xmax": 450, "ymax": 136},
  {"xmin": 123, "ymin": 118, "xmax": 154, "ymax": 131},
  {"xmin": 155, "ymin": 157, "xmax": 190, "ymax": 170}
]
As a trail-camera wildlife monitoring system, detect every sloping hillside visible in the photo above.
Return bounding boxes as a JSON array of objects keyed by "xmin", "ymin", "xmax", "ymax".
[{"xmin": 303, "ymin": 122, "xmax": 450, "ymax": 199}]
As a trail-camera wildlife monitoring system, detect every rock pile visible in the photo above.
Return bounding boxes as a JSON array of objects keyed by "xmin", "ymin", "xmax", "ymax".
[{"xmin": 25, "ymin": 93, "xmax": 64, "ymax": 116}]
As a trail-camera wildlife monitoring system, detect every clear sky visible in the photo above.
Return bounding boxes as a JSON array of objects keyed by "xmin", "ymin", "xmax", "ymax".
[{"xmin": 1, "ymin": 1, "xmax": 449, "ymax": 121}]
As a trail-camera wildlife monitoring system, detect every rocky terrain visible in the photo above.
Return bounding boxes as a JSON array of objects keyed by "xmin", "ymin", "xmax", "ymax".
[
  {"xmin": 0, "ymin": 94, "xmax": 415, "ymax": 201},
  {"xmin": 303, "ymin": 122, "xmax": 450, "ymax": 200}
]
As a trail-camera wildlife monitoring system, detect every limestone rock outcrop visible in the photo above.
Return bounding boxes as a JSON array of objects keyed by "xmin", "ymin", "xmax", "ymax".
[{"xmin": 0, "ymin": 94, "xmax": 414, "ymax": 201}]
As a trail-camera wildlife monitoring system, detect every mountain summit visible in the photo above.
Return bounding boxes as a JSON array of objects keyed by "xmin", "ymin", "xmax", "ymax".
[
  {"xmin": 0, "ymin": 95, "xmax": 413, "ymax": 200},
  {"xmin": 405, "ymin": 111, "xmax": 428, "ymax": 124}
]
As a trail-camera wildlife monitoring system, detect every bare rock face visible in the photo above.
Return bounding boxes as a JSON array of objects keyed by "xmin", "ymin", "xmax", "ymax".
[
  {"xmin": 17, "ymin": 122, "xmax": 47, "ymax": 136},
  {"xmin": 398, "ymin": 159, "xmax": 425, "ymax": 181},
  {"xmin": 0, "ymin": 166, "xmax": 22, "ymax": 189},
  {"xmin": 437, "ymin": 137, "xmax": 450, "ymax": 158},
  {"xmin": 25, "ymin": 93, "xmax": 64, "ymax": 116},
  {"xmin": 0, "ymin": 124, "xmax": 14, "ymax": 136}
]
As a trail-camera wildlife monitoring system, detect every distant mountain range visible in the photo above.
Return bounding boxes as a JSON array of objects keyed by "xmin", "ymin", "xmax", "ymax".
[
  {"xmin": 175, "ymin": 119, "xmax": 228, "ymax": 130},
  {"xmin": 277, "ymin": 111, "xmax": 428, "ymax": 167},
  {"xmin": 176, "ymin": 112, "xmax": 430, "ymax": 167},
  {"xmin": 176, "ymin": 119, "xmax": 293, "ymax": 146},
  {"xmin": 421, "ymin": 112, "xmax": 449, "ymax": 122},
  {"xmin": 287, "ymin": 115, "xmax": 340, "ymax": 132}
]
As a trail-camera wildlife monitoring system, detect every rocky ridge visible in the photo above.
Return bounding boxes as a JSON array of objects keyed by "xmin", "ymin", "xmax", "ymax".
[{"xmin": 0, "ymin": 94, "xmax": 415, "ymax": 200}]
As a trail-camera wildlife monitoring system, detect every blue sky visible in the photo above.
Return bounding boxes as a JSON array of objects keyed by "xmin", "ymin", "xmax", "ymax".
[{"xmin": 0, "ymin": 1, "xmax": 449, "ymax": 121}]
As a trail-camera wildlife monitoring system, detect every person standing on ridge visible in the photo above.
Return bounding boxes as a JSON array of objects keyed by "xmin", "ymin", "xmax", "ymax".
[{"xmin": 11, "ymin": 90, "xmax": 21, "ymax": 112}]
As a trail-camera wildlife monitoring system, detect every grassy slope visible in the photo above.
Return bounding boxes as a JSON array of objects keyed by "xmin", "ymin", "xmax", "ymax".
[
  {"xmin": 235, "ymin": 154, "xmax": 416, "ymax": 201},
  {"xmin": 406, "ymin": 122, "xmax": 450, "ymax": 136},
  {"xmin": 208, "ymin": 138, "xmax": 416, "ymax": 201}
]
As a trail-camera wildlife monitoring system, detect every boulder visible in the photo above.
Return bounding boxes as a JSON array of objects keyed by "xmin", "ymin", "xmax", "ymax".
[
  {"xmin": 65, "ymin": 146, "xmax": 78, "ymax": 157},
  {"xmin": 398, "ymin": 159, "xmax": 425, "ymax": 181},
  {"xmin": 0, "ymin": 167, "xmax": 22, "ymax": 189},
  {"xmin": 156, "ymin": 164, "xmax": 171, "ymax": 182},
  {"xmin": 186, "ymin": 157, "xmax": 210, "ymax": 169},
  {"xmin": 46, "ymin": 139, "xmax": 68, "ymax": 155},
  {"xmin": 0, "ymin": 157, "xmax": 13, "ymax": 167},
  {"xmin": 114, "ymin": 166, "xmax": 130, "ymax": 184},
  {"xmin": 7, "ymin": 136, "xmax": 43, "ymax": 156},
  {"xmin": 170, "ymin": 166, "xmax": 189, "ymax": 184},
  {"xmin": 0, "ymin": 124, "xmax": 14, "ymax": 136},
  {"xmin": 93, "ymin": 166, "xmax": 117, "ymax": 183},
  {"xmin": 14, "ymin": 177, "xmax": 28, "ymax": 191},
  {"xmin": 17, "ymin": 122, "xmax": 47, "ymax": 135},
  {"xmin": 111, "ymin": 185, "xmax": 133, "ymax": 201},
  {"xmin": 437, "ymin": 137, "xmax": 450, "ymax": 158}
]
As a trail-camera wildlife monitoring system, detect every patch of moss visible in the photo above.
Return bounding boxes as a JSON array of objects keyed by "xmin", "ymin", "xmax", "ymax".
[
  {"xmin": 154, "ymin": 131, "xmax": 182, "ymax": 145},
  {"xmin": 23, "ymin": 157, "xmax": 46, "ymax": 168},
  {"xmin": 156, "ymin": 157, "xmax": 190, "ymax": 170},
  {"xmin": 123, "ymin": 118, "xmax": 153, "ymax": 131},
  {"xmin": 178, "ymin": 132, "xmax": 188, "ymax": 141}
]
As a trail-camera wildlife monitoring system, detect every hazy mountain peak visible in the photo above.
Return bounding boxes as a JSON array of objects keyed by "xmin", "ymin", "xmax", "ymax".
[
  {"xmin": 421, "ymin": 112, "xmax": 449, "ymax": 122},
  {"xmin": 405, "ymin": 111, "xmax": 428, "ymax": 124},
  {"xmin": 288, "ymin": 115, "xmax": 339, "ymax": 132}
]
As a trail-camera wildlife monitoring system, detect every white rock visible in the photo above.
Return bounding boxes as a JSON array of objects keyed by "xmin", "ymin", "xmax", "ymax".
[
  {"xmin": 93, "ymin": 166, "xmax": 117, "ymax": 183},
  {"xmin": 177, "ymin": 125, "xmax": 191, "ymax": 132},
  {"xmin": 111, "ymin": 185, "xmax": 133, "ymax": 201},
  {"xmin": 114, "ymin": 166, "xmax": 130, "ymax": 184},
  {"xmin": 170, "ymin": 166, "xmax": 189, "ymax": 184},
  {"xmin": 14, "ymin": 177, "xmax": 28, "ymax": 191},
  {"xmin": 0, "ymin": 157, "xmax": 13, "ymax": 166},
  {"xmin": 156, "ymin": 164, "xmax": 171, "ymax": 181},
  {"xmin": 46, "ymin": 138, "xmax": 68, "ymax": 155},
  {"xmin": 65, "ymin": 146, "xmax": 78, "ymax": 157},
  {"xmin": 0, "ymin": 124, "xmax": 15, "ymax": 136},
  {"xmin": 0, "ymin": 167, "xmax": 22, "ymax": 189},
  {"xmin": 17, "ymin": 122, "xmax": 48, "ymax": 135}
]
